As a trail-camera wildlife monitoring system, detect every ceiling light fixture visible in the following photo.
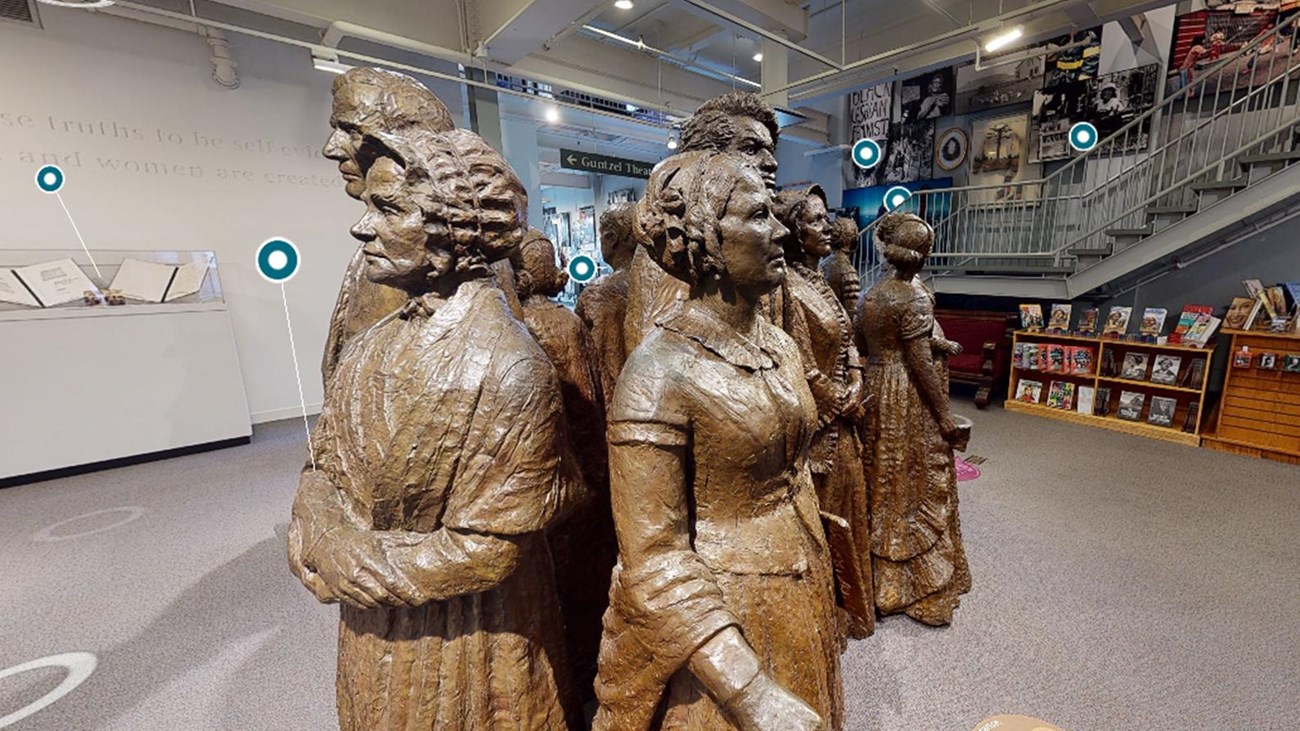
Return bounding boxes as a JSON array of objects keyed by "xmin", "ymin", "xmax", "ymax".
[
  {"xmin": 753, "ymin": 52, "xmax": 763, "ymax": 63},
  {"xmin": 311, "ymin": 50, "xmax": 352, "ymax": 75},
  {"xmin": 545, "ymin": 106, "xmax": 561, "ymax": 124},
  {"xmin": 666, "ymin": 126, "xmax": 680, "ymax": 150},
  {"xmin": 984, "ymin": 26, "xmax": 1024, "ymax": 53},
  {"xmin": 614, "ymin": 0, "xmax": 635, "ymax": 9},
  {"xmin": 35, "ymin": 0, "xmax": 116, "ymax": 7}
]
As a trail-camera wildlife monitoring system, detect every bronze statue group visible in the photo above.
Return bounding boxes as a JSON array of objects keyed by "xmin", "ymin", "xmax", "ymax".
[{"xmin": 286, "ymin": 67, "xmax": 970, "ymax": 731}]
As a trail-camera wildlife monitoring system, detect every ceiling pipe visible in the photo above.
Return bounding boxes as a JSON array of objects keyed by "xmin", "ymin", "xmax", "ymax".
[
  {"xmin": 579, "ymin": 24, "xmax": 761, "ymax": 90},
  {"xmin": 92, "ymin": 4, "xmax": 239, "ymax": 89},
  {"xmin": 319, "ymin": 20, "xmax": 473, "ymax": 65},
  {"xmin": 679, "ymin": 0, "xmax": 841, "ymax": 70}
]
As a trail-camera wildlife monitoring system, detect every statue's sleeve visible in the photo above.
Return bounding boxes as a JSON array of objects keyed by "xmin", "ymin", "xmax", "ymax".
[
  {"xmin": 441, "ymin": 353, "xmax": 569, "ymax": 536},
  {"xmin": 899, "ymin": 289, "xmax": 935, "ymax": 341}
]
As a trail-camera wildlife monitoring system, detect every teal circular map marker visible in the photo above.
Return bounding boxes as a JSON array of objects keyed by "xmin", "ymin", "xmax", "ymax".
[
  {"xmin": 35, "ymin": 165, "xmax": 65, "ymax": 194},
  {"xmin": 569, "ymin": 255, "xmax": 597, "ymax": 283},
  {"xmin": 1069, "ymin": 122, "xmax": 1099, "ymax": 152},
  {"xmin": 851, "ymin": 138, "xmax": 881, "ymax": 170},
  {"xmin": 884, "ymin": 186, "xmax": 912, "ymax": 212},
  {"xmin": 257, "ymin": 238, "xmax": 301, "ymax": 283}
]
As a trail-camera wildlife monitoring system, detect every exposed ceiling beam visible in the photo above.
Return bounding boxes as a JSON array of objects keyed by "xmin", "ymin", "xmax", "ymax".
[
  {"xmin": 472, "ymin": 0, "xmax": 609, "ymax": 65},
  {"xmin": 674, "ymin": 0, "xmax": 809, "ymax": 44},
  {"xmin": 202, "ymin": 0, "xmax": 465, "ymax": 49}
]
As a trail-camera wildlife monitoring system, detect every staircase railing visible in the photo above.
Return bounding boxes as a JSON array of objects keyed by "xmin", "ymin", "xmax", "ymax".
[{"xmin": 855, "ymin": 14, "xmax": 1300, "ymax": 286}]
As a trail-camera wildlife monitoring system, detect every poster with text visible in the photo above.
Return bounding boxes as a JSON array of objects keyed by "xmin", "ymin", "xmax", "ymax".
[
  {"xmin": 969, "ymin": 113, "xmax": 1038, "ymax": 203},
  {"xmin": 848, "ymin": 82, "xmax": 894, "ymax": 187},
  {"xmin": 1045, "ymin": 27, "xmax": 1103, "ymax": 87},
  {"xmin": 882, "ymin": 121, "xmax": 935, "ymax": 183},
  {"xmin": 955, "ymin": 54, "xmax": 1046, "ymax": 114},
  {"xmin": 895, "ymin": 69, "xmax": 956, "ymax": 123}
]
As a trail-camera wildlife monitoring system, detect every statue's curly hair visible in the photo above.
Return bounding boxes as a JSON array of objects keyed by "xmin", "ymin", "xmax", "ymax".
[
  {"xmin": 598, "ymin": 203, "xmax": 638, "ymax": 270},
  {"xmin": 362, "ymin": 128, "xmax": 528, "ymax": 276},
  {"xmin": 773, "ymin": 184, "xmax": 827, "ymax": 261},
  {"xmin": 681, "ymin": 92, "xmax": 780, "ymax": 153},
  {"xmin": 830, "ymin": 217, "xmax": 861, "ymax": 253},
  {"xmin": 333, "ymin": 67, "xmax": 454, "ymax": 135},
  {"xmin": 875, "ymin": 212, "xmax": 933, "ymax": 269},
  {"xmin": 635, "ymin": 151, "xmax": 762, "ymax": 286},
  {"xmin": 514, "ymin": 228, "xmax": 569, "ymax": 299}
]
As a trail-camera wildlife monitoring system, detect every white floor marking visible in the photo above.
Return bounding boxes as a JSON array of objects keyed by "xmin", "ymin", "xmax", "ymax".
[{"xmin": 0, "ymin": 652, "xmax": 97, "ymax": 728}]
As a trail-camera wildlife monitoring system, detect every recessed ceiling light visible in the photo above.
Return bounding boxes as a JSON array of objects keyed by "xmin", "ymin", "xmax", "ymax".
[
  {"xmin": 545, "ymin": 106, "xmax": 561, "ymax": 124},
  {"xmin": 614, "ymin": 0, "xmax": 634, "ymax": 10},
  {"xmin": 753, "ymin": 52, "xmax": 763, "ymax": 63}
]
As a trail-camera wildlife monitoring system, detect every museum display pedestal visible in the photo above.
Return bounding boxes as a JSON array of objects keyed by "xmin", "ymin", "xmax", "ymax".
[{"xmin": 0, "ymin": 251, "xmax": 251, "ymax": 485}]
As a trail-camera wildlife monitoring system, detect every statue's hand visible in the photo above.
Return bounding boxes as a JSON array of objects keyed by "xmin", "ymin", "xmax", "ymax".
[
  {"xmin": 939, "ymin": 415, "xmax": 962, "ymax": 444},
  {"xmin": 935, "ymin": 338, "xmax": 962, "ymax": 356},
  {"xmin": 287, "ymin": 515, "xmax": 339, "ymax": 603},
  {"xmin": 726, "ymin": 672, "xmax": 826, "ymax": 731},
  {"xmin": 305, "ymin": 527, "xmax": 419, "ymax": 609}
]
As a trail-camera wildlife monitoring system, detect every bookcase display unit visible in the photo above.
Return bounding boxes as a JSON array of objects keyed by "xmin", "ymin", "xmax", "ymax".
[
  {"xmin": 0, "ymin": 250, "xmax": 251, "ymax": 485},
  {"xmin": 1004, "ymin": 330, "xmax": 1213, "ymax": 447},
  {"xmin": 1202, "ymin": 330, "xmax": 1300, "ymax": 466}
]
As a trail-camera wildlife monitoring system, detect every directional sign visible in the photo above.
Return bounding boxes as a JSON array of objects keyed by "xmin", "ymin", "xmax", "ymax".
[{"xmin": 560, "ymin": 149, "xmax": 655, "ymax": 179}]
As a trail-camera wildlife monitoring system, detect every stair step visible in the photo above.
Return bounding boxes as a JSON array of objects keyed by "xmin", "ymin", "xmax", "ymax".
[
  {"xmin": 1146, "ymin": 204, "xmax": 1199, "ymax": 216},
  {"xmin": 926, "ymin": 264, "xmax": 1074, "ymax": 276},
  {"xmin": 1106, "ymin": 226, "xmax": 1155, "ymax": 238},
  {"xmin": 1067, "ymin": 245, "xmax": 1113, "ymax": 256},
  {"xmin": 1191, "ymin": 176, "xmax": 1248, "ymax": 192},
  {"xmin": 1240, "ymin": 150, "xmax": 1300, "ymax": 165}
]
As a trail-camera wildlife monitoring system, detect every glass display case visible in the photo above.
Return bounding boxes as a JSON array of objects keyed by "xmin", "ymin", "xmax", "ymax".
[{"xmin": 0, "ymin": 249, "xmax": 223, "ymax": 313}]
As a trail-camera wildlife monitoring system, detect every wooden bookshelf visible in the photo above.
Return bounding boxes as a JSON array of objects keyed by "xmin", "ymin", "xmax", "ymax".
[
  {"xmin": 1203, "ymin": 329, "xmax": 1300, "ymax": 465},
  {"xmin": 1005, "ymin": 330, "xmax": 1214, "ymax": 447}
]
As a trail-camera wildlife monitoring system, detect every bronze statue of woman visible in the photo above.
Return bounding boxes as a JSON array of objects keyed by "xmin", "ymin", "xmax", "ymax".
[
  {"xmin": 821, "ymin": 217, "xmax": 862, "ymax": 316},
  {"xmin": 514, "ymin": 226, "xmax": 615, "ymax": 698},
  {"xmin": 856, "ymin": 212, "xmax": 971, "ymax": 626},
  {"xmin": 594, "ymin": 150, "xmax": 840, "ymax": 731},
  {"xmin": 576, "ymin": 203, "xmax": 638, "ymax": 411},
  {"xmin": 287, "ymin": 127, "xmax": 579, "ymax": 729},
  {"xmin": 772, "ymin": 185, "xmax": 873, "ymax": 638}
]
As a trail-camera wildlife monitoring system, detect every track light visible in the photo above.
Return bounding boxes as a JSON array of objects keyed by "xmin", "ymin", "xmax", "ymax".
[
  {"xmin": 666, "ymin": 126, "xmax": 680, "ymax": 150},
  {"xmin": 614, "ymin": 0, "xmax": 634, "ymax": 9},
  {"xmin": 753, "ymin": 52, "xmax": 763, "ymax": 62},
  {"xmin": 984, "ymin": 26, "xmax": 1024, "ymax": 53},
  {"xmin": 545, "ymin": 106, "xmax": 561, "ymax": 124},
  {"xmin": 36, "ymin": 0, "xmax": 116, "ymax": 7}
]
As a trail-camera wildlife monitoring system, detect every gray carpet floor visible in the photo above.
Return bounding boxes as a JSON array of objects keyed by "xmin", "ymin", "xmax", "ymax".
[{"xmin": 1, "ymin": 400, "xmax": 1298, "ymax": 730}]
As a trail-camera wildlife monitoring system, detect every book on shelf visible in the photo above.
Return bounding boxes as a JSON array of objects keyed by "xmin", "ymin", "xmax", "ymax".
[
  {"xmin": 1036, "ymin": 344, "xmax": 1051, "ymax": 371},
  {"xmin": 1243, "ymin": 279, "xmax": 1264, "ymax": 300},
  {"xmin": 1265, "ymin": 286, "xmax": 1287, "ymax": 320},
  {"xmin": 1177, "ymin": 358, "xmax": 1206, "ymax": 389},
  {"xmin": 1140, "ymin": 307, "xmax": 1167, "ymax": 337},
  {"xmin": 1120, "ymin": 352, "xmax": 1150, "ymax": 381},
  {"xmin": 1048, "ymin": 303, "xmax": 1072, "ymax": 331},
  {"xmin": 1242, "ymin": 298, "xmax": 1266, "ymax": 331},
  {"xmin": 1284, "ymin": 281, "xmax": 1300, "ymax": 314},
  {"xmin": 1117, "ymin": 391, "xmax": 1146, "ymax": 421},
  {"xmin": 1077, "ymin": 386, "xmax": 1096, "ymax": 415},
  {"xmin": 1016, "ymin": 379, "xmax": 1044, "ymax": 404},
  {"xmin": 1150, "ymin": 355, "xmax": 1182, "ymax": 386},
  {"xmin": 1070, "ymin": 346, "xmax": 1094, "ymax": 375},
  {"xmin": 1095, "ymin": 387, "xmax": 1112, "ymax": 416},
  {"xmin": 1060, "ymin": 382, "xmax": 1077, "ymax": 411},
  {"xmin": 1078, "ymin": 308, "xmax": 1099, "ymax": 334},
  {"xmin": 1171, "ymin": 305, "xmax": 1213, "ymax": 342},
  {"xmin": 1182, "ymin": 402, "xmax": 1200, "ymax": 433},
  {"xmin": 1184, "ymin": 315, "xmax": 1220, "ymax": 348},
  {"xmin": 1046, "ymin": 381, "xmax": 1067, "ymax": 409},
  {"xmin": 1019, "ymin": 304, "xmax": 1044, "ymax": 330},
  {"xmin": 1100, "ymin": 348, "xmax": 1118, "ymax": 377},
  {"xmin": 108, "ymin": 258, "xmax": 210, "ymax": 304},
  {"xmin": 1148, "ymin": 396, "xmax": 1177, "ymax": 427},
  {"xmin": 1047, "ymin": 344, "xmax": 1067, "ymax": 373},
  {"xmin": 1224, "ymin": 297, "xmax": 1255, "ymax": 331},
  {"xmin": 1103, "ymin": 306, "xmax": 1132, "ymax": 336}
]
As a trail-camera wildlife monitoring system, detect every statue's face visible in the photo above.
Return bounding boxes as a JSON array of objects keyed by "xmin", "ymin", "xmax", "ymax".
[
  {"xmin": 350, "ymin": 157, "xmax": 444, "ymax": 291},
  {"xmin": 323, "ymin": 83, "xmax": 378, "ymax": 199},
  {"xmin": 718, "ymin": 167, "xmax": 787, "ymax": 294},
  {"xmin": 726, "ymin": 117, "xmax": 777, "ymax": 189},
  {"xmin": 798, "ymin": 195, "xmax": 832, "ymax": 259}
]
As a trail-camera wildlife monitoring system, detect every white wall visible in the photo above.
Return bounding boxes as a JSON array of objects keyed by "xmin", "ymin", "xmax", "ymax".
[{"xmin": 0, "ymin": 9, "xmax": 462, "ymax": 423}]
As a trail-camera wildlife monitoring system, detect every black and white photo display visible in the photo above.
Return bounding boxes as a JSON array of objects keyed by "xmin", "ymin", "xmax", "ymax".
[
  {"xmin": 882, "ymin": 121, "xmax": 936, "ymax": 184},
  {"xmin": 1031, "ymin": 65, "xmax": 1160, "ymax": 162},
  {"xmin": 848, "ymin": 82, "xmax": 894, "ymax": 187},
  {"xmin": 896, "ymin": 69, "xmax": 955, "ymax": 123},
  {"xmin": 955, "ymin": 55, "xmax": 1046, "ymax": 115}
]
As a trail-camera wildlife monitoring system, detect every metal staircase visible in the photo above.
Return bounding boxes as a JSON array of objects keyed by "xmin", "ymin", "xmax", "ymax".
[{"xmin": 859, "ymin": 18, "xmax": 1300, "ymax": 300}]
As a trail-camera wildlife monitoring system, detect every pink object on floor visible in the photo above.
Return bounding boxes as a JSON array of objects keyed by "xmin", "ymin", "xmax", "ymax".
[{"xmin": 956, "ymin": 457, "xmax": 981, "ymax": 482}]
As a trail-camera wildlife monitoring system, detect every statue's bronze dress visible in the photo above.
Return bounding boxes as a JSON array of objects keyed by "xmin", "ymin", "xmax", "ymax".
[
  {"xmin": 781, "ymin": 263, "xmax": 873, "ymax": 636},
  {"xmin": 576, "ymin": 268, "xmax": 631, "ymax": 411},
  {"xmin": 857, "ymin": 276, "xmax": 969, "ymax": 623},
  {"xmin": 320, "ymin": 247, "xmax": 408, "ymax": 383},
  {"xmin": 310, "ymin": 278, "xmax": 577, "ymax": 730},
  {"xmin": 595, "ymin": 303, "xmax": 843, "ymax": 731},
  {"xmin": 820, "ymin": 249, "xmax": 860, "ymax": 316}
]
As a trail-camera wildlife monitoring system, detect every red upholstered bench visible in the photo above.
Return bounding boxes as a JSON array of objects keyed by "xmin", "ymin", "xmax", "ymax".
[{"xmin": 934, "ymin": 309, "xmax": 1017, "ymax": 409}]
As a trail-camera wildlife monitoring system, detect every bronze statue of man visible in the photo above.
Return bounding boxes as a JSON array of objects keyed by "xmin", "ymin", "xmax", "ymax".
[
  {"xmin": 288, "ymin": 126, "xmax": 579, "ymax": 729},
  {"xmin": 319, "ymin": 67, "xmax": 455, "ymax": 384},
  {"xmin": 624, "ymin": 93, "xmax": 781, "ymax": 356},
  {"xmin": 575, "ymin": 203, "xmax": 638, "ymax": 410}
]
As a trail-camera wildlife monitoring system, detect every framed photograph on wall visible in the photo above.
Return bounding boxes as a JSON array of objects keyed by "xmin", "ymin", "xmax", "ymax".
[
  {"xmin": 1090, "ymin": 64, "xmax": 1161, "ymax": 154},
  {"xmin": 969, "ymin": 112, "xmax": 1038, "ymax": 203},
  {"xmin": 848, "ymin": 82, "xmax": 895, "ymax": 187},
  {"xmin": 882, "ymin": 121, "xmax": 935, "ymax": 183},
  {"xmin": 1166, "ymin": 8, "xmax": 1295, "ymax": 95},
  {"xmin": 1031, "ymin": 81, "xmax": 1090, "ymax": 163},
  {"xmin": 935, "ymin": 128, "xmax": 969, "ymax": 172},
  {"xmin": 954, "ymin": 54, "xmax": 1046, "ymax": 114},
  {"xmin": 895, "ymin": 69, "xmax": 955, "ymax": 123},
  {"xmin": 1045, "ymin": 27, "xmax": 1102, "ymax": 87}
]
